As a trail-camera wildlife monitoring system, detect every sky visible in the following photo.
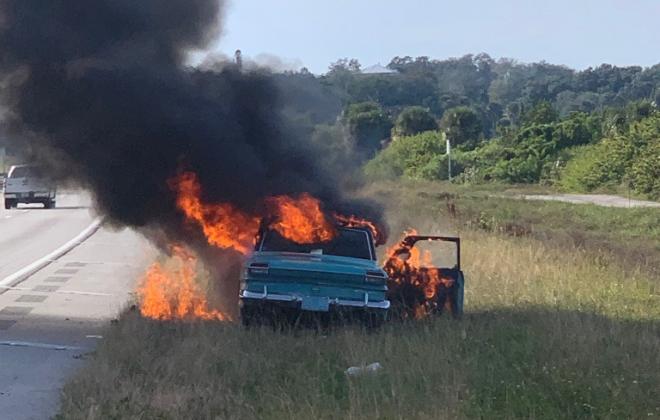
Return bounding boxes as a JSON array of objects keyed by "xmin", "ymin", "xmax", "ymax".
[{"xmin": 211, "ymin": 0, "xmax": 660, "ymax": 74}]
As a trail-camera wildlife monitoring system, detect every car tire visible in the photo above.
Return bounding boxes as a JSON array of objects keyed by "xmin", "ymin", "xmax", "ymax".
[
  {"xmin": 365, "ymin": 311, "xmax": 386, "ymax": 330},
  {"xmin": 44, "ymin": 200, "xmax": 55, "ymax": 209},
  {"xmin": 4, "ymin": 199, "xmax": 15, "ymax": 210},
  {"xmin": 240, "ymin": 303, "xmax": 258, "ymax": 327}
]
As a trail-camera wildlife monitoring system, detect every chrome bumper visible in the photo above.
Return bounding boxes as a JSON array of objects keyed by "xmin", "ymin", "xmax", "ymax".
[
  {"xmin": 240, "ymin": 289, "xmax": 390, "ymax": 310},
  {"xmin": 4, "ymin": 192, "xmax": 52, "ymax": 199}
]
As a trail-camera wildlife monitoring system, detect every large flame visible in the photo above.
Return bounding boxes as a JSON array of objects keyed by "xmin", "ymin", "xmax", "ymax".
[
  {"xmin": 266, "ymin": 194, "xmax": 336, "ymax": 244},
  {"xmin": 334, "ymin": 213, "xmax": 383, "ymax": 245},
  {"xmin": 170, "ymin": 172, "xmax": 260, "ymax": 255},
  {"xmin": 170, "ymin": 171, "xmax": 339, "ymax": 251},
  {"xmin": 383, "ymin": 230, "xmax": 455, "ymax": 318},
  {"xmin": 137, "ymin": 246, "xmax": 231, "ymax": 321},
  {"xmin": 140, "ymin": 171, "xmax": 390, "ymax": 322}
]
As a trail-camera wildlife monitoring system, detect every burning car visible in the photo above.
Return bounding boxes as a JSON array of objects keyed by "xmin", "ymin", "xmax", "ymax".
[
  {"xmin": 240, "ymin": 226, "xmax": 465, "ymax": 326},
  {"xmin": 136, "ymin": 171, "xmax": 465, "ymax": 326},
  {"xmin": 384, "ymin": 234, "xmax": 464, "ymax": 319},
  {"xmin": 240, "ymin": 226, "xmax": 390, "ymax": 326}
]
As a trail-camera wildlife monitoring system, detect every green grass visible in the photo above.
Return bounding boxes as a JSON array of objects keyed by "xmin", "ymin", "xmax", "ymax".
[
  {"xmin": 58, "ymin": 180, "xmax": 660, "ymax": 419},
  {"xmin": 364, "ymin": 180, "xmax": 660, "ymax": 276}
]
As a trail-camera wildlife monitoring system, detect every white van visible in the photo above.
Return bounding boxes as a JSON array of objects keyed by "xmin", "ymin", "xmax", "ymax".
[{"xmin": 3, "ymin": 165, "xmax": 57, "ymax": 209}]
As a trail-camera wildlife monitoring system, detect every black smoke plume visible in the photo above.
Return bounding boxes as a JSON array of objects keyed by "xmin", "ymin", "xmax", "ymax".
[{"xmin": 0, "ymin": 1, "xmax": 386, "ymax": 252}]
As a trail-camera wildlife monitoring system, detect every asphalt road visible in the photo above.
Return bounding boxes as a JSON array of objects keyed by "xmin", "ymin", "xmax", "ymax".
[
  {"xmin": 0, "ymin": 192, "xmax": 155, "ymax": 420},
  {"xmin": 520, "ymin": 193, "xmax": 660, "ymax": 208}
]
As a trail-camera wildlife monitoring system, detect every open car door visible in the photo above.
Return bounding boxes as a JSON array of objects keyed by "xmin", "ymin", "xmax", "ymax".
[{"xmin": 383, "ymin": 235, "xmax": 464, "ymax": 319}]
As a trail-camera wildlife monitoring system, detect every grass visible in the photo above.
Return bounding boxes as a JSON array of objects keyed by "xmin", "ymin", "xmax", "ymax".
[
  {"xmin": 365, "ymin": 180, "xmax": 660, "ymax": 276},
  {"xmin": 58, "ymin": 180, "xmax": 660, "ymax": 419}
]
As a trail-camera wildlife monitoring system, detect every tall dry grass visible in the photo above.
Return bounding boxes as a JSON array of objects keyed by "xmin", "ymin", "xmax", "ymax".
[{"xmin": 58, "ymin": 225, "xmax": 659, "ymax": 419}]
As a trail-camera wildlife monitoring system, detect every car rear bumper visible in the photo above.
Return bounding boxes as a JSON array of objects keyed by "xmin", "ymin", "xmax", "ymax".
[
  {"xmin": 4, "ymin": 192, "xmax": 54, "ymax": 199},
  {"xmin": 240, "ymin": 289, "xmax": 390, "ymax": 310}
]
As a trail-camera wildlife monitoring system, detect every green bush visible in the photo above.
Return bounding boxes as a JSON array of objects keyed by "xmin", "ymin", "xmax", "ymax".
[
  {"xmin": 363, "ymin": 102, "xmax": 658, "ymax": 197},
  {"xmin": 630, "ymin": 138, "xmax": 659, "ymax": 198},
  {"xmin": 558, "ymin": 112, "xmax": 659, "ymax": 198},
  {"xmin": 364, "ymin": 131, "xmax": 445, "ymax": 180},
  {"xmin": 461, "ymin": 111, "xmax": 599, "ymax": 184},
  {"xmin": 392, "ymin": 106, "xmax": 438, "ymax": 138},
  {"xmin": 558, "ymin": 144, "xmax": 608, "ymax": 192}
]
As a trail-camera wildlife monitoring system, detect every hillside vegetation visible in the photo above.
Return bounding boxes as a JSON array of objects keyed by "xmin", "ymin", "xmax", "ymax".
[
  {"xmin": 365, "ymin": 102, "xmax": 660, "ymax": 199},
  {"xmin": 274, "ymin": 55, "xmax": 660, "ymax": 199}
]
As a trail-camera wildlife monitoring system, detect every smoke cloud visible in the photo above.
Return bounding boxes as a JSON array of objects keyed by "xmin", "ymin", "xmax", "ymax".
[{"xmin": 0, "ymin": 1, "xmax": 386, "ymax": 252}]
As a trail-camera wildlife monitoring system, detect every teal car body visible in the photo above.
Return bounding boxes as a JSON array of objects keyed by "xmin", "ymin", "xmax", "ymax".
[{"xmin": 240, "ymin": 227, "xmax": 389, "ymax": 320}]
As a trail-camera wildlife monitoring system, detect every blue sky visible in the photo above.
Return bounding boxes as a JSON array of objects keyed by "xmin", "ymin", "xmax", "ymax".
[{"xmin": 213, "ymin": 0, "xmax": 660, "ymax": 74}]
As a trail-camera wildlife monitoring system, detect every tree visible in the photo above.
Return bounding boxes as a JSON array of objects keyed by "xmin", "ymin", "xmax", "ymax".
[
  {"xmin": 325, "ymin": 58, "xmax": 361, "ymax": 92},
  {"xmin": 522, "ymin": 101, "xmax": 559, "ymax": 125},
  {"xmin": 392, "ymin": 106, "xmax": 438, "ymax": 138},
  {"xmin": 343, "ymin": 102, "xmax": 392, "ymax": 157},
  {"xmin": 328, "ymin": 58, "xmax": 362, "ymax": 73},
  {"xmin": 440, "ymin": 106, "xmax": 483, "ymax": 150}
]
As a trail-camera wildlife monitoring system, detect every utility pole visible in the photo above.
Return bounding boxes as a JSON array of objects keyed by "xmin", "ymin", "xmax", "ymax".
[
  {"xmin": 446, "ymin": 134, "xmax": 452, "ymax": 182},
  {"xmin": 234, "ymin": 49, "xmax": 243, "ymax": 71}
]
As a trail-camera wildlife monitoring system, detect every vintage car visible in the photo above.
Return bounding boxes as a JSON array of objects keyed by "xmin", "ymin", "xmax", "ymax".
[
  {"xmin": 240, "ymin": 226, "xmax": 465, "ymax": 326},
  {"xmin": 240, "ymin": 227, "xmax": 389, "ymax": 326}
]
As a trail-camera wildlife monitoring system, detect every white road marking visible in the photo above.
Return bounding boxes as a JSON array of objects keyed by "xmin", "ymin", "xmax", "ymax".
[
  {"xmin": 0, "ymin": 285, "xmax": 113, "ymax": 297},
  {"xmin": 0, "ymin": 286, "xmax": 29, "ymax": 291},
  {"xmin": 0, "ymin": 218, "xmax": 103, "ymax": 292},
  {"xmin": 0, "ymin": 340, "xmax": 83, "ymax": 351},
  {"xmin": 56, "ymin": 290, "xmax": 113, "ymax": 297}
]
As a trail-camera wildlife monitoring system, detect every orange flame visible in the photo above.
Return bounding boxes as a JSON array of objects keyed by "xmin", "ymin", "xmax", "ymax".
[
  {"xmin": 149, "ymin": 171, "xmax": 393, "ymax": 322},
  {"xmin": 137, "ymin": 246, "xmax": 231, "ymax": 321},
  {"xmin": 333, "ymin": 213, "xmax": 383, "ymax": 245},
  {"xmin": 170, "ymin": 171, "xmax": 339, "ymax": 250},
  {"xmin": 170, "ymin": 172, "xmax": 260, "ymax": 255},
  {"xmin": 383, "ymin": 229, "xmax": 454, "ymax": 318},
  {"xmin": 266, "ymin": 194, "xmax": 336, "ymax": 244}
]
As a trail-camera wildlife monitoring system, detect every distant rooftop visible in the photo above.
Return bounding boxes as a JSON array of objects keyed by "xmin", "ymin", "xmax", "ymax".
[{"xmin": 361, "ymin": 63, "xmax": 398, "ymax": 74}]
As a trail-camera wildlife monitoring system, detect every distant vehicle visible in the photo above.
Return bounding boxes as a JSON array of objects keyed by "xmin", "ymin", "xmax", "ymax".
[
  {"xmin": 240, "ymin": 227, "xmax": 390, "ymax": 327},
  {"xmin": 3, "ymin": 164, "xmax": 57, "ymax": 209}
]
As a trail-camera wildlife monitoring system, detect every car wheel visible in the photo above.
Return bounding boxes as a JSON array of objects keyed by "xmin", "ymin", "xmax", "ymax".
[
  {"xmin": 240, "ymin": 304, "xmax": 258, "ymax": 327},
  {"xmin": 44, "ymin": 200, "xmax": 55, "ymax": 209},
  {"xmin": 4, "ymin": 199, "xmax": 15, "ymax": 210},
  {"xmin": 365, "ymin": 311, "xmax": 386, "ymax": 330}
]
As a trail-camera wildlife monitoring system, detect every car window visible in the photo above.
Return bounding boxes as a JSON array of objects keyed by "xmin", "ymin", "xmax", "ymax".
[
  {"xmin": 9, "ymin": 166, "xmax": 45, "ymax": 179},
  {"xmin": 261, "ymin": 228, "xmax": 373, "ymax": 260},
  {"xmin": 9, "ymin": 166, "xmax": 31, "ymax": 178}
]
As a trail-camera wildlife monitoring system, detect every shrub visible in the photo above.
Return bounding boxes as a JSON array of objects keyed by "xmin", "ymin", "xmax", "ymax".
[
  {"xmin": 392, "ymin": 106, "xmax": 438, "ymax": 138},
  {"xmin": 364, "ymin": 131, "xmax": 445, "ymax": 180},
  {"xmin": 559, "ymin": 112, "xmax": 659, "ymax": 198}
]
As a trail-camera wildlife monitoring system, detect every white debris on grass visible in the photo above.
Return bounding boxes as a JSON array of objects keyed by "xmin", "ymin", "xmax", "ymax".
[{"xmin": 345, "ymin": 362, "xmax": 383, "ymax": 376}]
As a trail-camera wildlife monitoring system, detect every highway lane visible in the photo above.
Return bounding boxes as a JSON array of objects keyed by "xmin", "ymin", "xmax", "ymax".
[
  {"xmin": 0, "ymin": 192, "xmax": 96, "ymax": 281},
  {"xmin": 0, "ymin": 192, "xmax": 156, "ymax": 419}
]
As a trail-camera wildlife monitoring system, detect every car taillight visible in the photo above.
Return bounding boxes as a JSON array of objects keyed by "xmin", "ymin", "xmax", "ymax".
[
  {"xmin": 365, "ymin": 270, "xmax": 387, "ymax": 283},
  {"xmin": 247, "ymin": 263, "xmax": 269, "ymax": 276}
]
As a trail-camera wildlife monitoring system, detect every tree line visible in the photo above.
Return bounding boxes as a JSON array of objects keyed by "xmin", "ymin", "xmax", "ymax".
[{"xmin": 274, "ymin": 54, "xmax": 659, "ymax": 198}]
